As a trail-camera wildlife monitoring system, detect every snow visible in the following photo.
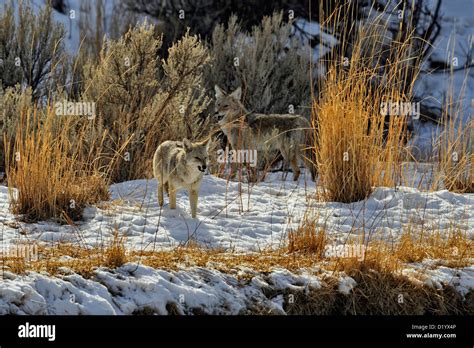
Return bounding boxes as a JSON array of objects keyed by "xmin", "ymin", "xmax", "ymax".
[
  {"xmin": 294, "ymin": 19, "xmax": 339, "ymax": 62},
  {"xmin": 402, "ymin": 263, "xmax": 474, "ymax": 297},
  {"xmin": 1, "ymin": 173, "xmax": 472, "ymax": 252},
  {"xmin": 0, "ymin": 260, "xmax": 471, "ymax": 314},
  {"xmin": 1, "ymin": 173, "xmax": 311, "ymax": 251},
  {"xmin": 0, "ymin": 0, "xmax": 472, "ymax": 314},
  {"xmin": 0, "ymin": 171, "xmax": 473, "ymax": 314},
  {"xmin": 338, "ymin": 276, "xmax": 357, "ymax": 295},
  {"xmin": 0, "ymin": 264, "xmax": 325, "ymax": 315}
]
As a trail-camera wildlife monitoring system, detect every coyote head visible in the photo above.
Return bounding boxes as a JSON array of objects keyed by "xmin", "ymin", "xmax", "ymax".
[
  {"xmin": 214, "ymin": 85, "xmax": 243, "ymax": 124},
  {"xmin": 182, "ymin": 138, "xmax": 210, "ymax": 173}
]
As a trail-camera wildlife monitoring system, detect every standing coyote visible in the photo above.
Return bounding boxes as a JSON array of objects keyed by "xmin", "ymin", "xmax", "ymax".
[
  {"xmin": 153, "ymin": 138, "xmax": 210, "ymax": 218},
  {"xmin": 214, "ymin": 85, "xmax": 315, "ymax": 181}
]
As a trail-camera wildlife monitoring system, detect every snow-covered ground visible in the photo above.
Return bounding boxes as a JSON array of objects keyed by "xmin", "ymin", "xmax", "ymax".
[
  {"xmin": 0, "ymin": 0, "xmax": 472, "ymax": 315},
  {"xmin": 0, "ymin": 261, "xmax": 472, "ymax": 315},
  {"xmin": 0, "ymin": 172, "xmax": 473, "ymax": 314},
  {"xmin": 1, "ymin": 172, "xmax": 472, "ymax": 252},
  {"xmin": 0, "ymin": 265, "xmax": 324, "ymax": 315}
]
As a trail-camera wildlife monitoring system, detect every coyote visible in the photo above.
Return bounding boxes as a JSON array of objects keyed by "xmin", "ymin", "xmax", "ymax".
[
  {"xmin": 214, "ymin": 85, "xmax": 315, "ymax": 181},
  {"xmin": 153, "ymin": 138, "xmax": 210, "ymax": 218}
]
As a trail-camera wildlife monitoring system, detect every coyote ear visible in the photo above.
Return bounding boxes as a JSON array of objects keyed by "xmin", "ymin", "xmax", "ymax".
[
  {"xmin": 183, "ymin": 138, "xmax": 192, "ymax": 151},
  {"xmin": 204, "ymin": 138, "xmax": 211, "ymax": 151},
  {"xmin": 230, "ymin": 87, "xmax": 242, "ymax": 101},
  {"xmin": 214, "ymin": 85, "xmax": 225, "ymax": 99}
]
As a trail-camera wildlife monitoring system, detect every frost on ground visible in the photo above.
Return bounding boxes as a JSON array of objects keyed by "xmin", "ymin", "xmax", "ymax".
[{"xmin": 0, "ymin": 172, "xmax": 473, "ymax": 314}]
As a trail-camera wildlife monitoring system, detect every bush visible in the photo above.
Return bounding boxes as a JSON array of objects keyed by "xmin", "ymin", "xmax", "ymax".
[
  {"xmin": 123, "ymin": 0, "xmax": 326, "ymax": 57},
  {"xmin": 83, "ymin": 23, "xmax": 212, "ymax": 181},
  {"xmin": 208, "ymin": 12, "xmax": 315, "ymax": 117},
  {"xmin": 0, "ymin": 1, "xmax": 66, "ymax": 100}
]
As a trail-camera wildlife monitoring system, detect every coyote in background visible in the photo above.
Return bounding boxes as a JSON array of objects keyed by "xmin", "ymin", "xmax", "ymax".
[
  {"xmin": 153, "ymin": 138, "xmax": 210, "ymax": 218},
  {"xmin": 214, "ymin": 85, "xmax": 316, "ymax": 181}
]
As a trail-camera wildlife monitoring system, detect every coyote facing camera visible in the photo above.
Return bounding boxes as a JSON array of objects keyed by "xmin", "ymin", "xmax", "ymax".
[
  {"xmin": 153, "ymin": 138, "xmax": 210, "ymax": 218},
  {"xmin": 214, "ymin": 85, "xmax": 315, "ymax": 181}
]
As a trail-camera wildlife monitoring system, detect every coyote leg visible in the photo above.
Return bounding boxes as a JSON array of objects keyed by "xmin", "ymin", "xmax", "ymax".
[
  {"xmin": 290, "ymin": 155, "xmax": 301, "ymax": 181},
  {"xmin": 279, "ymin": 146, "xmax": 291, "ymax": 181},
  {"xmin": 158, "ymin": 181, "xmax": 164, "ymax": 206},
  {"xmin": 189, "ymin": 189, "xmax": 198, "ymax": 218},
  {"xmin": 169, "ymin": 183, "xmax": 177, "ymax": 209}
]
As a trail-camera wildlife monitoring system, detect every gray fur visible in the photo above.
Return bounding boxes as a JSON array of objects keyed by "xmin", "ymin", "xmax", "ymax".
[
  {"xmin": 214, "ymin": 85, "xmax": 315, "ymax": 181},
  {"xmin": 153, "ymin": 138, "xmax": 210, "ymax": 218}
]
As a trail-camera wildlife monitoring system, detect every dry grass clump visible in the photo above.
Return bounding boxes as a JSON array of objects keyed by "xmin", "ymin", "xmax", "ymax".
[
  {"xmin": 334, "ymin": 227, "xmax": 473, "ymax": 274},
  {"xmin": 281, "ymin": 265, "xmax": 470, "ymax": 315},
  {"xmin": 338, "ymin": 262, "xmax": 467, "ymax": 315},
  {"xmin": 4, "ymin": 108, "xmax": 109, "ymax": 222},
  {"xmin": 314, "ymin": 67, "xmax": 409, "ymax": 203},
  {"xmin": 1, "ymin": 231, "xmax": 127, "ymax": 277},
  {"xmin": 0, "ymin": 241, "xmax": 38, "ymax": 275},
  {"xmin": 438, "ymin": 116, "xmax": 473, "ymax": 193},
  {"xmin": 0, "ymin": 86, "xmax": 33, "ymax": 172},
  {"xmin": 104, "ymin": 230, "xmax": 128, "ymax": 268},
  {"xmin": 3, "ymin": 256, "xmax": 27, "ymax": 275},
  {"xmin": 393, "ymin": 226, "xmax": 472, "ymax": 267},
  {"xmin": 281, "ymin": 214, "xmax": 472, "ymax": 313},
  {"xmin": 431, "ymin": 43, "xmax": 473, "ymax": 193},
  {"xmin": 314, "ymin": 9, "xmax": 416, "ymax": 203},
  {"xmin": 287, "ymin": 218, "xmax": 327, "ymax": 257}
]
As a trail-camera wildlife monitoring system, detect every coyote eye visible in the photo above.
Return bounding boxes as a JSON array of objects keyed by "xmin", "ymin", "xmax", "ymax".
[{"xmin": 195, "ymin": 157, "xmax": 200, "ymax": 160}]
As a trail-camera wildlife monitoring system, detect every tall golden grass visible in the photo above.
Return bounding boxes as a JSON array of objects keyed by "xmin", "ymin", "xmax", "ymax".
[
  {"xmin": 437, "ymin": 79, "xmax": 473, "ymax": 193},
  {"xmin": 313, "ymin": 14, "xmax": 413, "ymax": 203},
  {"xmin": 4, "ymin": 107, "xmax": 109, "ymax": 222}
]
